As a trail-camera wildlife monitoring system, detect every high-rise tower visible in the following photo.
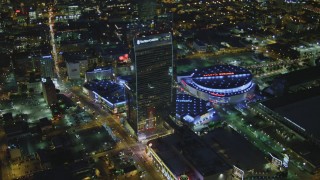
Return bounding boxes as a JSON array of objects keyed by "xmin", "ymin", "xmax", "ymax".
[
  {"xmin": 42, "ymin": 77, "xmax": 57, "ymax": 106},
  {"xmin": 40, "ymin": 55, "xmax": 55, "ymax": 78},
  {"xmin": 127, "ymin": 33, "xmax": 174, "ymax": 136}
]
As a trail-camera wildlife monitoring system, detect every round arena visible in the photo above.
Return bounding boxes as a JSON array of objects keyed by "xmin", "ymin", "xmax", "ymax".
[{"xmin": 178, "ymin": 65, "xmax": 254, "ymax": 103}]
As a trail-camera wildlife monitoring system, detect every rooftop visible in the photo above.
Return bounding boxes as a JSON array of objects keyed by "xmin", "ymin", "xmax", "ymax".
[
  {"xmin": 148, "ymin": 133, "xmax": 231, "ymax": 177},
  {"xmin": 181, "ymin": 65, "xmax": 253, "ymax": 97},
  {"xmin": 263, "ymin": 86, "xmax": 320, "ymax": 141},
  {"xmin": 63, "ymin": 52, "xmax": 89, "ymax": 63},
  {"xmin": 83, "ymin": 80, "xmax": 125, "ymax": 104},
  {"xmin": 202, "ymin": 127, "xmax": 268, "ymax": 171},
  {"xmin": 274, "ymin": 66, "xmax": 320, "ymax": 87},
  {"xmin": 176, "ymin": 93, "xmax": 211, "ymax": 118}
]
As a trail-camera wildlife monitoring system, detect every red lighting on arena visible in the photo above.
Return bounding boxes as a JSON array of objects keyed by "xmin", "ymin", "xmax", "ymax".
[
  {"xmin": 203, "ymin": 72, "xmax": 234, "ymax": 77},
  {"xmin": 210, "ymin": 92, "xmax": 225, "ymax": 97},
  {"xmin": 181, "ymin": 80, "xmax": 187, "ymax": 86}
]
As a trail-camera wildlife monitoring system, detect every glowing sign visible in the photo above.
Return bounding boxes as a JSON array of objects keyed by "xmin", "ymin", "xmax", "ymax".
[
  {"xmin": 176, "ymin": 99, "xmax": 192, "ymax": 103},
  {"xmin": 118, "ymin": 54, "xmax": 129, "ymax": 62},
  {"xmin": 203, "ymin": 72, "xmax": 234, "ymax": 77},
  {"xmin": 94, "ymin": 68, "xmax": 102, "ymax": 72},
  {"xmin": 137, "ymin": 38, "xmax": 159, "ymax": 45},
  {"xmin": 42, "ymin": 55, "xmax": 52, "ymax": 59}
]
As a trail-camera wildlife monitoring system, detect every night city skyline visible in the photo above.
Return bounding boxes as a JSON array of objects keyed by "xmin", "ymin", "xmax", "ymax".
[{"xmin": 0, "ymin": 0, "xmax": 320, "ymax": 180}]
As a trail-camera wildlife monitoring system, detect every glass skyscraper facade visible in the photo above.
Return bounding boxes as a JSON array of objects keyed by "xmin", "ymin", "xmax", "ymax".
[
  {"xmin": 127, "ymin": 33, "xmax": 174, "ymax": 134},
  {"xmin": 40, "ymin": 55, "xmax": 55, "ymax": 78}
]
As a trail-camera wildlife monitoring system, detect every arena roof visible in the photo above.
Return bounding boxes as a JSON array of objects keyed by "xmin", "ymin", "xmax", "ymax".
[
  {"xmin": 175, "ymin": 94, "xmax": 211, "ymax": 118},
  {"xmin": 182, "ymin": 65, "xmax": 253, "ymax": 97}
]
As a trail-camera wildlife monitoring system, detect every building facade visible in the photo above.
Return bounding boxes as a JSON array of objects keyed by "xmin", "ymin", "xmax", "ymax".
[
  {"xmin": 42, "ymin": 78, "xmax": 57, "ymax": 106},
  {"xmin": 85, "ymin": 67, "xmax": 113, "ymax": 82},
  {"xmin": 177, "ymin": 65, "xmax": 254, "ymax": 104},
  {"xmin": 40, "ymin": 55, "xmax": 55, "ymax": 78},
  {"xmin": 66, "ymin": 60, "xmax": 88, "ymax": 80},
  {"xmin": 127, "ymin": 33, "xmax": 174, "ymax": 135}
]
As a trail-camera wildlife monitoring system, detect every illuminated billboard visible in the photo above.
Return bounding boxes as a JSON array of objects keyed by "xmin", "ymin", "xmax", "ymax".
[{"xmin": 133, "ymin": 33, "xmax": 172, "ymax": 50}]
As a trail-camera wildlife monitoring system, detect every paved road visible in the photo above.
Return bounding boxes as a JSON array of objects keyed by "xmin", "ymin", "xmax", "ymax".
[{"xmin": 70, "ymin": 87, "xmax": 164, "ymax": 180}]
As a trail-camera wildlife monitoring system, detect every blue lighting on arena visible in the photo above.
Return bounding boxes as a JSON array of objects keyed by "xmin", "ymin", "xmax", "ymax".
[{"xmin": 181, "ymin": 65, "xmax": 254, "ymax": 97}]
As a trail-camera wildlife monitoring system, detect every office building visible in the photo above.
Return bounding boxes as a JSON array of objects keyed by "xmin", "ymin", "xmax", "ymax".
[
  {"xmin": 83, "ymin": 80, "xmax": 126, "ymax": 114},
  {"xmin": 85, "ymin": 67, "xmax": 113, "ymax": 82},
  {"xmin": 40, "ymin": 55, "xmax": 55, "ymax": 78},
  {"xmin": 137, "ymin": 0, "xmax": 157, "ymax": 20},
  {"xmin": 64, "ymin": 53, "xmax": 89, "ymax": 80},
  {"xmin": 42, "ymin": 78, "xmax": 57, "ymax": 106},
  {"xmin": 127, "ymin": 33, "xmax": 174, "ymax": 136}
]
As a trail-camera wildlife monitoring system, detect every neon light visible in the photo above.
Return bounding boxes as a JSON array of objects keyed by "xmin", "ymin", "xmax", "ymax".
[
  {"xmin": 204, "ymin": 73, "xmax": 218, "ymax": 77},
  {"xmin": 42, "ymin": 55, "xmax": 52, "ymax": 59},
  {"xmin": 176, "ymin": 99, "xmax": 192, "ymax": 103},
  {"xmin": 203, "ymin": 72, "xmax": 234, "ymax": 77},
  {"xmin": 210, "ymin": 92, "xmax": 225, "ymax": 97},
  {"xmin": 124, "ymin": 83, "xmax": 131, "ymax": 90},
  {"xmin": 284, "ymin": 117, "xmax": 305, "ymax": 131},
  {"xmin": 16, "ymin": 10, "xmax": 21, "ymax": 13},
  {"xmin": 88, "ymin": 69, "xmax": 111, "ymax": 73},
  {"xmin": 181, "ymin": 80, "xmax": 187, "ymax": 86}
]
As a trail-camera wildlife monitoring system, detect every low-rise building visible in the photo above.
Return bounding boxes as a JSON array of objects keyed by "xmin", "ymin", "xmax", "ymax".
[
  {"xmin": 146, "ymin": 133, "xmax": 232, "ymax": 180},
  {"xmin": 83, "ymin": 80, "xmax": 126, "ymax": 114}
]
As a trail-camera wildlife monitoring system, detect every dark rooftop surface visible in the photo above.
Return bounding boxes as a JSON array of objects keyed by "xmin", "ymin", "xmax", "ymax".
[
  {"xmin": 275, "ymin": 95, "xmax": 320, "ymax": 140},
  {"xmin": 275, "ymin": 66, "xmax": 320, "ymax": 87},
  {"xmin": 262, "ymin": 87, "xmax": 320, "ymax": 167},
  {"xmin": 149, "ymin": 133, "xmax": 231, "ymax": 177},
  {"xmin": 263, "ymin": 86, "xmax": 320, "ymax": 140},
  {"xmin": 202, "ymin": 127, "xmax": 268, "ymax": 171},
  {"xmin": 176, "ymin": 94, "xmax": 211, "ymax": 117},
  {"xmin": 63, "ymin": 52, "xmax": 89, "ymax": 63},
  {"xmin": 83, "ymin": 80, "xmax": 125, "ymax": 104}
]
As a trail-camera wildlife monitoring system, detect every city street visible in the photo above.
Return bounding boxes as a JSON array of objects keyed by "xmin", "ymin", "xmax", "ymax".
[{"xmin": 67, "ymin": 86, "xmax": 164, "ymax": 180}]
